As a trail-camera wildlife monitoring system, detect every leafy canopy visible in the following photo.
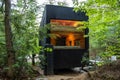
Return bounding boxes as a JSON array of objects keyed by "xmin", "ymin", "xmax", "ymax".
[{"xmin": 74, "ymin": 0, "xmax": 120, "ymax": 60}]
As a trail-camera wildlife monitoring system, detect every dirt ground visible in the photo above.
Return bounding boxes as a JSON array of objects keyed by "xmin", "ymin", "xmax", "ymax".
[
  {"xmin": 47, "ymin": 74, "xmax": 82, "ymax": 80},
  {"xmin": 46, "ymin": 68, "xmax": 91, "ymax": 80}
]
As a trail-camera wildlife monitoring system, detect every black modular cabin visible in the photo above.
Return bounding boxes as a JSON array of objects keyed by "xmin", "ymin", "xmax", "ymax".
[{"xmin": 40, "ymin": 5, "xmax": 89, "ymax": 75}]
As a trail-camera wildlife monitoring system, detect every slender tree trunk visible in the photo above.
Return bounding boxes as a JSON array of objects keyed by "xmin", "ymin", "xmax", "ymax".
[
  {"xmin": 4, "ymin": 0, "xmax": 15, "ymax": 79},
  {"xmin": 32, "ymin": 54, "xmax": 35, "ymax": 66}
]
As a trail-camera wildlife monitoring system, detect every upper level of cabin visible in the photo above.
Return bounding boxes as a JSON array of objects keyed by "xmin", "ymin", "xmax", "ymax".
[{"xmin": 40, "ymin": 5, "xmax": 89, "ymax": 50}]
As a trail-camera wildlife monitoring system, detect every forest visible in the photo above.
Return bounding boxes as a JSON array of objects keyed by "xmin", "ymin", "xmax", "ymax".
[{"xmin": 0, "ymin": 0, "xmax": 120, "ymax": 80}]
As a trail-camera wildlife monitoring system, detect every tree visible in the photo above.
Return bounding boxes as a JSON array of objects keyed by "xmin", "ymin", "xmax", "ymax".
[
  {"xmin": 73, "ymin": 0, "xmax": 120, "ymax": 60},
  {"xmin": 0, "ymin": 0, "xmax": 41, "ymax": 79},
  {"xmin": 4, "ymin": 0, "xmax": 15, "ymax": 79},
  {"xmin": 11, "ymin": 0, "xmax": 41, "ymax": 78}
]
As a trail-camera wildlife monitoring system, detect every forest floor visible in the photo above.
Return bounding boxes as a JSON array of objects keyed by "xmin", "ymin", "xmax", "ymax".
[
  {"xmin": 1, "ymin": 60, "xmax": 120, "ymax": 80},
  {"xmin": 46, "ymin": 60, "xmax": 120, "ymax": 80},
  {"xmin": 46, "ymin": 68, "xmax": 86, "ymax": 80}
]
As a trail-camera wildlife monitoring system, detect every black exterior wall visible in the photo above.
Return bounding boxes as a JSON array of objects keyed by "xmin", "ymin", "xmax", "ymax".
[
  {"xmin": 40, "ymin": 5, "xmax": 89, "ymax": 75},
  {"xmin": 40, "ymin": 5, "xmax": 88, "ymax": 44}
]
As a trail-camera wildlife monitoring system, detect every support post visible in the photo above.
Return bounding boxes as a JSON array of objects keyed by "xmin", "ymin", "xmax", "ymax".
[{"xmin": 44, "ymin": 44, "xmax": 54, "ymax": 75}]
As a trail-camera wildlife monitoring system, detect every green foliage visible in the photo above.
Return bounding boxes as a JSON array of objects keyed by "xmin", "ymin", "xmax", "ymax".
[
  {"xmin": 11, "ymin": 0, "xmax": 41, "ymax": 78},
  {"xmin": 73, "ymin": 0, "xmax": 120, "ymax": 61},
  {"xmin": 39, "ymin": 24, "xmax": 51, "ymax": 41},
  {"xmin": 0, "ymin": 0, "xmax": 44, "ymax": 79},
  {"xmin": 0, "ymin": 1, "xmax": 7, "ymax": 69}
]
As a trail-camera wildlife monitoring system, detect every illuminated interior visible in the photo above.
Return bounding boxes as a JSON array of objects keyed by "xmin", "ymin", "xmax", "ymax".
[{"xmin": 50, "ymin": 19, "xmax": 85, "ymax": 49}]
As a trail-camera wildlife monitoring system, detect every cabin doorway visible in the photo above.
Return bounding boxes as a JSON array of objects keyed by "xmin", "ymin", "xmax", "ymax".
[{"xmin": 56, "ymin": 37, "xmax": 66, "ymax": 46}]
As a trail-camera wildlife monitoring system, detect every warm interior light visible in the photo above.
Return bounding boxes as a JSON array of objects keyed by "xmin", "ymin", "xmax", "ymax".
[
  {"xmin": 51, "ymin": 19, "xmax": 83, "ymax": 27},
  {"xmin": 50, "ymin": 19, "xmax": 85, "ymax": 49}
]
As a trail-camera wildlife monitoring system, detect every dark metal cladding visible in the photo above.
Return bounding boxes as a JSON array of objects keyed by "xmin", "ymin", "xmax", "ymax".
[{"xmin": 45, "ymin": 5, "xmax": 88, "ymax": 23}]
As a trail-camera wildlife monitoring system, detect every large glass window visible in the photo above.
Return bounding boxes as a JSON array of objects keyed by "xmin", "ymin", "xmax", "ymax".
[{"xmin": 50, "ymin": 19, "xmax": 85, "ymax": 49}]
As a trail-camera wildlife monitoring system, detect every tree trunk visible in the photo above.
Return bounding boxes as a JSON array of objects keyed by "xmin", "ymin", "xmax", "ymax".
[
  {"xmin": 4, "ymin": 0, "xmax": 15, "ymax": 79},
  {"xmin": 32, "ymin": 54, "xmax": 36, "ymax": 66}
]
